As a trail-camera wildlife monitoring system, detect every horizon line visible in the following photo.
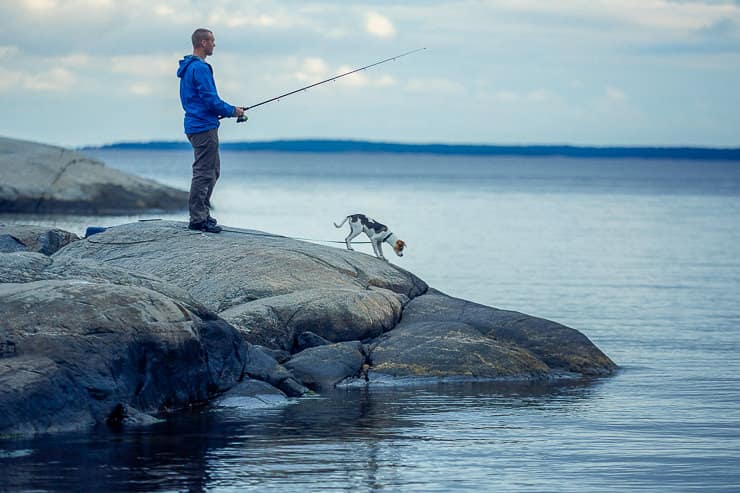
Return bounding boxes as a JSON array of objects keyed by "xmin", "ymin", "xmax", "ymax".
[{"xmin": 82, "ymin": 139, "xmax": 740, "ymax": 160}]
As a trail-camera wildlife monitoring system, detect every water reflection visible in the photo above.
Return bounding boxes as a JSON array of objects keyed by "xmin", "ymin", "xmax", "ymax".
[{"xmin": 1, "ymin": 379, "xmax": 606, "ymax": 492}]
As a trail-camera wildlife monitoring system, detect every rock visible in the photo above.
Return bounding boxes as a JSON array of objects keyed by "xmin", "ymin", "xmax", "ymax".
[
  {"xmin": 55, "ymin": 221, "xmax": 427, "ymax": 311},
  {"xmin": 254, "ymin": 345, "xmax": 291, "ymax": 364},
  {"xmin": 1, "ymin": 217, "xmax": 618, "ymax": 436},
  {"xmin": 105, "ymin": 403, "xmax": 162, "ymax": 427},
  {"xmin": 284, "ymin": 341, "xmax": 366, "ymax": 391},
  {"xmin": 55, "ymin": 221, "xmax": 417, "ymax": 354},
  {"xmin": 370, "ymin": 321, "xmax": 550, "ymax": 379},
  {"xmin": 294, "ymin": 331, "xmax": 332, "ymax": 352},
  {"xmin": 0, "ymin": 234, "xmax": 24, "ymax": 253},
  {"xmin": 51, "ymin": 220, "xmax": 614, "ymax": 387},
  {"xmin": 0, "ymin": 253, "xmax": 248, "ymax": 436},
  {"xmin": 0, "ymin": 355, "xmax": 93, "ymax": 436},
  {"xmin": 0, "ymin": 252, "xmax": 207, "ymax": 316},
  {"xmin": 0, "ymin": 224, "xmax": 79, "ymax": 255},
  {"xmin": 0, "ymin": 136, "xmax": 187, "ymax": 214},
  {"xmin": 373, "ymin": 289, "xmax": 617, "ymax": 378},
  {"xmin": 215, "ymin": 379, "xmax": 289, "ymax": 409},
  {"xmin": 219, "ymin": 287, "xmax": 404, "ymax": 351},
  {"xmin": 243, "ymin": 345, "xmax": 308, "ymax": 397}
]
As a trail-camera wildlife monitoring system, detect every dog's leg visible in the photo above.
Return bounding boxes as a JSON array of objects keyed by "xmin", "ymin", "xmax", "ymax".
[
  {"xmin": 369, "ymin": 239, "xmax": 379, "ymax": 257},
  {"xmin": 345, "ymin": 223, "xmax": 362, "ymax": 251},
  {"xmin": 374, "ymin": 240, "xmax": 386, "ymax": 260},
  {"xmin": 345, "ymin": 232, "xmax": 360, "ymax": 251}
]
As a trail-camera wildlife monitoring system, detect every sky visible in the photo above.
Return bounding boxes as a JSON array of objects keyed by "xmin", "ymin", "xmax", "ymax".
[{"xmin": 1, "ymin": 0, "xmax": 740, "ymax": 148}]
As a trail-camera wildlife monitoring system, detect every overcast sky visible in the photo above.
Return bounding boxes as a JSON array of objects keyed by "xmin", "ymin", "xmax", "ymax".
[{"xmin": 1, "ymin": 0, "xmax": 739, "ymax": 148}]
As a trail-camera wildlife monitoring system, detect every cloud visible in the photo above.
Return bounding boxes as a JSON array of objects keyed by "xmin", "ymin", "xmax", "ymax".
[
  {"xmin": 493, "ymin": 0, "xmax": 739, "ymax": 31},
  {"xmin": 153, "ymin": 4, "xmax": 176, "ymax": 17},
  {"xmin": 22, "ymin": 0, "xmax": 58, "ymax": 10},
  {"xmin": 590, "ymin": 88, "xmax": 646, "ymax": 128},
  {"xmin": 376, "ymin": 74, "xmax": 396, "ymax": 88},
  {"xmin": 110, "ymin": 54, "xmax": 178, "ymax": 77},
  {"xmin": 493, "ymin": 90, "xmax": 519, "ymax": 103},
  {"xmin": 207, "ymin": 10, "xmax": 280, "ymax": 29},
  {"xmin": 0, "ymin": 72, "xmax": 20, "ymax": 92},
  {"xmin": 334, "ymin": 65, "xmax": 369, "ymax": 86},
  {"xmin": 0, "ymin": 46, "xmax": 20, "ymax": 60},
  {"xmin": 406, "ymin": 78, "xmax": 465, "ymax": 95},
  {"xmin": 329, "ymin": 65, "xmax": 396, "ymax": 88},
  {"xmin": 38, "ymin": 68, "xmax": 76, "ymax": 92},
  {"xmin": 697, "ymin": 17, "xmax": 738, "ymax": 37},
  {"xmin": 289, "ymin": 58, "xmax": 397, "ymax": 89},
  {"xmin": 0, "ymin": 67, "xmax": 76, "ymax": 92},
  {"xmin": 490, "ymin": 89, "xmax": 554, "ymax": 103},
  {"xmin": 527, "ymin": 89, "xmax": 551, "ymax": 102},
  {"xmin": 606, "ymin": 86, "xmax": 628, "ymax": 101},
  {"xmin": 631, "ymin": 24, "xmax": 740, "ymax": 55},
  {"xmin": 128, "ymin": 82, "xmax": 155, "ymax": 96},
  {"xmin": 19, "ymin": 0, "xmax": 118, "ymax": 17},
  {"xmin": 365, "ymin": 12, "xmax": 396, "ymax": 38},
  {"xmin": 58, "ymin": 53, "xmax": 92, "ymax": 67},
  {"xmin": 294, "ymin": 57, "xmax": 330, "ymax": 82}
]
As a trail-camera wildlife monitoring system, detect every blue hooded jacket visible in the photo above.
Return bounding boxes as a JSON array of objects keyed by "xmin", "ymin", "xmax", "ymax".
[{"xmin": 177, "ymin": 55, "xmax": 236, "ymax": 135}]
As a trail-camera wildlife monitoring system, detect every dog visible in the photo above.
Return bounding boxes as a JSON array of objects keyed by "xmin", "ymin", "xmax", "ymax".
[{"xmin": 334, "ymin": 214, "xmax": 406, "ymax": 261}]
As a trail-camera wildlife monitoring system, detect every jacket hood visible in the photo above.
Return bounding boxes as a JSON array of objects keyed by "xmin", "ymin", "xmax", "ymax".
[{"xmin": 177, "ymin": 55, "xmax": 201, "ymax": 78}]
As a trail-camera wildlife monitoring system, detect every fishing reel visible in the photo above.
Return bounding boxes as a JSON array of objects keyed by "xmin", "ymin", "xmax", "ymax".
[{"xmin": 236, "ymin": 113, "xmax": 248, "ymax": 124}]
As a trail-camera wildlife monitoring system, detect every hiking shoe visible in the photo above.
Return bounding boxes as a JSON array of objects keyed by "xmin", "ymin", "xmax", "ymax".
[
  {"xmin": 206, "ymin": 216, "xmax": 218, "ymax": 227},
  {"xmin": 188, "ymin": 221, "xmax": 222, "ymax": 233}
]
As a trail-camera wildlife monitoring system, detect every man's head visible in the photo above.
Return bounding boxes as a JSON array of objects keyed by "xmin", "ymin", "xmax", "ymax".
[{"xmin": 192, "ymin": 28, "xmax": 215, "ymax": 57}]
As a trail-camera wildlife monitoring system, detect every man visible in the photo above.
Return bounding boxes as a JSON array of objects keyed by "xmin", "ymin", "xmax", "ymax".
[{"xmin": 177, "ymin": 28, "xmax": 245, "ymax": 233}]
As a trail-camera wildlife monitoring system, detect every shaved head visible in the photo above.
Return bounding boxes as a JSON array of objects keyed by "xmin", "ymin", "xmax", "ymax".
[{"xmin": 191, "ymin": 28, "xmax": 213, "ymax": 48}]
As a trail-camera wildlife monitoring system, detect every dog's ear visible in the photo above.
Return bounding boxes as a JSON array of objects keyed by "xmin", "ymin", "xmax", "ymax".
[{"xmin": 396, "ymin": 240, "xmax": 406, "ymax": 251}]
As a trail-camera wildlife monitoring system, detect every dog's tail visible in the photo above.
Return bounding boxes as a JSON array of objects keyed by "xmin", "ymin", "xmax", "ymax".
[{"xmin": 333, "ymin": 216, "xmax": 349, "ymax": 228}]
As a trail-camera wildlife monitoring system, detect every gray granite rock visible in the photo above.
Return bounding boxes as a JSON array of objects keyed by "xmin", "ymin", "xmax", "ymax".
[
  {"xmin": 370, "ymin": 321, "xmax": 550, "ymax": 379},
  {"xmin": 219, "ymin": 287, "xmax": 404, "ymax": 351},
  {"xmin": 294, "ymin": 331, "xmax": 332, "ymax": 352},
  {"xmin": 284, "ymin": 341, "xmax": 366, "ymax": 391},
  {"xmin": 49, "ymin": 220, "xmax": 615, "ymax": 389},
  {"xmin": 370, "ymin": 289, "xmax": 617, "ymax": 378},
  {"xmin": 215, "ymin": 379, "xmax": 289, "ymax": 409},
  {"xmin": 0, "ymin": 234, "xmax": 25, "ymax": 253},
  {"xmin": 0, "ymin": 136, "xmax": 187, "ymax": 214},
  {"xmin": 0, "ymin": 252, "xmax": 248, "ymax": 437},
  {"xmin": 0, "ymin": 252, "xmax": 205, "ymax": 315},
  {"xmin": 0, "ymin": 224, "xmax": 79, "ymax": 255},
  {"xmin": 54, "ymin": 221, "xmax": 427, "ymax": 311},
  {"xmin": 242, "ymin": 344, "xmax": 308, "ymax": 397},
  {"xmin": 55, "ymin": 221, "xmax": 419, "ymax": 356}
]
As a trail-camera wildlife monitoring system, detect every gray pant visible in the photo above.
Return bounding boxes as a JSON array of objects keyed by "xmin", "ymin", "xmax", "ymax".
[{"xmin": 187, "ymin": 128, "xmax": 220, "ymax": 224}]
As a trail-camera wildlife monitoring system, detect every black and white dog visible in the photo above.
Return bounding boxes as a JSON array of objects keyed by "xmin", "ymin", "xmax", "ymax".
[{"xmin": 334, "ymin": 214, "xmax": 406, "ymax": 260}]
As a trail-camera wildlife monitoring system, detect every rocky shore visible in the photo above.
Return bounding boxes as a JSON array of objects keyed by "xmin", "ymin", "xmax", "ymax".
[
  {"xmin": 0, "ymin": 220, "xmax": 617, "ymax": 436},
  {"xmin": 0, "ymin": 136, "xmax": 187, "ymax": 214}
]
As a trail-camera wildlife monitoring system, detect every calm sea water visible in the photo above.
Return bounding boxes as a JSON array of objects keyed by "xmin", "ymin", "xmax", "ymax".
[{"xmin": 2, "ymin": 149, "xmax": 740, "ymax": 492}]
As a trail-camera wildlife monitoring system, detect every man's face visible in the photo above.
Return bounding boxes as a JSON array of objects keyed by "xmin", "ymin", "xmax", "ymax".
[{"xmin": 202, "ymin": 33, "xmax": 215, "ymax": 56}]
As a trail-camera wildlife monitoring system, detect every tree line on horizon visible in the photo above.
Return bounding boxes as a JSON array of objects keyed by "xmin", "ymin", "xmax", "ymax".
[{"xmin": 86, "ymin": 140, "xmax": 740, "ymax": 160}]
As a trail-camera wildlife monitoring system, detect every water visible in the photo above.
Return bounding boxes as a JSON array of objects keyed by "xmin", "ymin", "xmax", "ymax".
[{"xmin": 2, "ymin": 150, "xmax": 740, "ymax": 491}]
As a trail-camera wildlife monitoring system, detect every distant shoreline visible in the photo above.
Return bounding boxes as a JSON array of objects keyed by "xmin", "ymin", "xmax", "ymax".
[{"xmin": 83, "ymin": 140, "xmax": 740, "ymax": 161}]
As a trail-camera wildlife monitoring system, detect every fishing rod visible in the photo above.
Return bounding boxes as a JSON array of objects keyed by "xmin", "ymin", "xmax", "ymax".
[{"xmin": 235, "ymin": 47, "xmax": 426, "ymax": 123}]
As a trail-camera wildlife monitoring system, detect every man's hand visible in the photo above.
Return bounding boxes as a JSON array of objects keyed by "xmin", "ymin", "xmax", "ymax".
[{"xmin": 235, "ymin": 107, "xmax": 248, "ymax": 123}]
